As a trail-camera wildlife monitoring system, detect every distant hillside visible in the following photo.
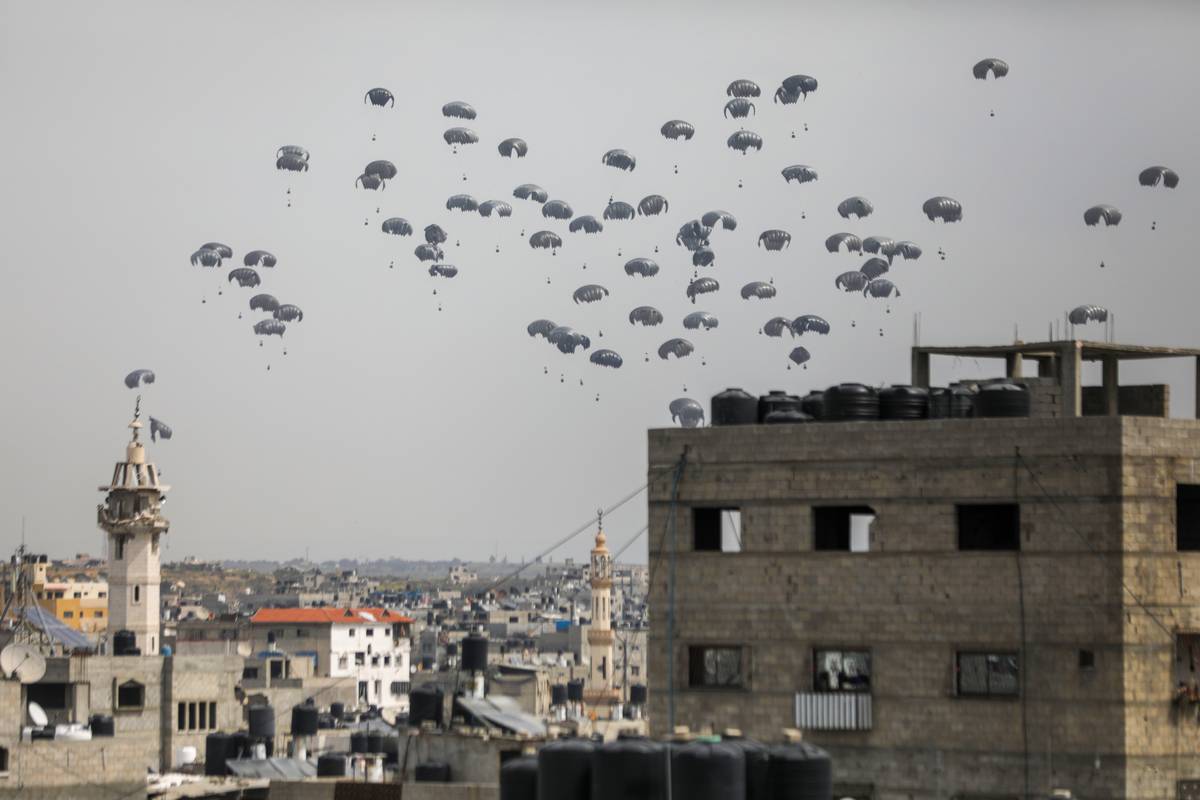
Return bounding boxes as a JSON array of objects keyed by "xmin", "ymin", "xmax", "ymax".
[{"xmin": 220, "ymin": 556, "xmax": 582, "ymax": 580}]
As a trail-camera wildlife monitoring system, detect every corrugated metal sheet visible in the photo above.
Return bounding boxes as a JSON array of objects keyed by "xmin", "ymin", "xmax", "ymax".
[
  {"xmin": 794, "ymin": 692, "xmax": 872, "ymax": 731},
  {"xmin": 23, "ymin": 605, "xmax": 95, "ymax": 652},
  {"xmin": 226, "ymin": 757, "xmax": 317, "ymax": 779}
]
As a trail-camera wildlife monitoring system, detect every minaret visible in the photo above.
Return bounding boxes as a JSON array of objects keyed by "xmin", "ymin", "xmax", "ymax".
[
  {"xmin": 98, "ymin": 399, "xmax": 169, "ymax": 655},
  {"xmin": 585, "ymin": 510, "xmax": 617, "ymax": 709}
]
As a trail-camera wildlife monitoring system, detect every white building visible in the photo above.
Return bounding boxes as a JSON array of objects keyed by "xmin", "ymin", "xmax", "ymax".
[{"xmin": 249, "ymin": 607, "xmax": 414, "ymax": 713}]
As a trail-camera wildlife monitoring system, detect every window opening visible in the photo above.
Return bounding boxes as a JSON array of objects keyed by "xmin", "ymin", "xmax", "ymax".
[
  {"xmin": 813, "ymin": 649, "xmax": 872, "ymax": 692},
  {"xmin": 813, "ymin": 507, "xmax": 875, "ymax": 552},
  {"xmin": 957, "ymin": 504, "xmax": 1020, "ymax": 551},
  {"xmin": 956, "ymin": 652, "xmax": 1019, "ymax": 696},
  {"xmin": 688, "ymin": 645, "xmax": 744, "ymax": 688}
]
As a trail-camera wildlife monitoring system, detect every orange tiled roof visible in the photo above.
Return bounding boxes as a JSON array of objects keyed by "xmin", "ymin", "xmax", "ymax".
[{"xmin": 250, "ymin": 607, "xmax": 414, "ymax": 625}]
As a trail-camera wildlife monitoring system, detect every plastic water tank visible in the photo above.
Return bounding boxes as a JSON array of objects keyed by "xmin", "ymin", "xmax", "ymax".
[
  {"xmin": 766, "ymin": 742, "xmax": 833, "ymax": 800},
  {"xmin": 350, "ymin": 731, "xmax": 369, "ymax": 754},
  {"xmin": 229, "ymin": 731, "xmax": 250, "ymax": 761},
  {"xmin": 175, "ymin": 746, "xmax": 197, "ymax": 767},
  {"xmin": 500, "ymin": 754, "xmax": 538, "ymax": 800},
  {"xmin": 928, "ymin": 387, "xmax": 950, "ymax": 418},
  {"xmin": 204, "ymin": 733, "xmax": 231, "ymax": 776},
  {"xmin": 975, "ymin": 381, "xmax": 1031, "ymax": 418},
  {"xmin": 330, "ymin": 702, "xmax": 345, "ymax": 721},
  {"xmin": 89, "ymin": 715, "xmax": 115, "ymax": 737},
  {"xmin": 879, "ymin": 385, "xmax": 930, "ymax": 420},
  {"xmin": 757, "ymin": 390, "xmax": 803, "ymax": 423},
  {"xmin": 367, "ymin": 731, "xmax": 384, "ymax": 754},
  {"xmin": 247, "ymin": 706, "xmax": 275, "ymax": 739},
  {"xmin": 462, "ymin": 633, "xmax": 489, "ymax": 672},
  {"xmin": 567, "ymin": 679, "xmax": 585, "ymax": 703},
  {"xmin": 415, "ymin": 762, "xmax": 452, "ymax": 782},
  {"xmin": 629, "ymin": 684, "xmax": 648, "ymax": 705},
  {"xmin": 671, "ymin": 741, "xmax": 746, "ymax": 800},
  {"xmin": 317, "ymin": 753, "xmax": 348, "ymax": 777},
  {"xmin": 949, "ymin": 384, "xmax": 977, "ymax": 417},
  {"xmin": 592, "ymin": 737, "xmax": 668, "ymax": 800},
  {"xmin": 800, "ymin": 391, "xmax": 825, "ymax": 420},
  {"xmin": 538, "ymin": 739, "xmax": 594, "ymax": 800},
  {"xmin": 112, "ymin": 630, "xmax": 136, "ymax": 656},
  {"xmin": 160, "ymin": 645, "xmax": 173, "ymax": 657},
  {"xmin": 711, "ymin": 388, "xmax": 758, "ymax": 426},
  {"xmin": 382, "ymin": 735, "xmax": 401, "ymax": 766},
  {"xmin": 551, "ymin": 684, "xmax": 568, "ymax": 706},
  {"xmin": 764, "ymin": 410, "xmax": 812, "ymax": 425},
  {"xmin": 291, "ymin": 705, "xmax": 319, "ymax": 737},
  {"xmin": 822, "ymin": 384, "xmax": 880, "ymax": 421},
  {"xmin": 724, "ymin": 738, "xmax": 770, "ymax": 800},
  {"xmin": 409, "ymin": 685, "xmax": 444, "ymax": 727}
]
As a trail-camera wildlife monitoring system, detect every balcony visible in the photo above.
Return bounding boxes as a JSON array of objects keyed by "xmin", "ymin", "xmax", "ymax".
[{"xmin": 794, "ymin": 692, "xmax": 872, "ymax": 731}]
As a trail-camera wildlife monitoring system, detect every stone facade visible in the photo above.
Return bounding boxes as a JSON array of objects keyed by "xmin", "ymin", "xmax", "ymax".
[{"xmin": 647, "ymin": 415, "xmax": 1200, "ymax": 800}]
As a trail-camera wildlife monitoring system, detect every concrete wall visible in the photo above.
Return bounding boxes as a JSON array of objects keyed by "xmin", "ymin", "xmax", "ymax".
[{"xmin": 1082, "ymin": 384, "xmax": 1170, "ymax": 417}]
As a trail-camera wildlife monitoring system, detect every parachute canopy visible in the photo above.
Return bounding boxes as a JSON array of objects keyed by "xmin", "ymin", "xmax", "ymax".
[
  {"xmin": 227, "ymin": 268, "xmax": 261, "ymax": 288},
  {"xmin": 573, "ymin": 284, "xmax": 609, "ymax": 304},
  {"xmin": 124, "ymin": 369, "xmax": 155, "ymax": 389},
  {"xmin": 603, "ymin": 201, "xmax": 635, "ymax": 221},
  {"xmin": 726, "ymin": 79, "xmax": 761, "ymax": 98},
  {"xmin": 792, "ymin": 315, "xmax": 830, "ymax": 335},
  {"xmin": 602, "ymin": 149, "xmax": 637, "ymax": 171},
  {"xmin": 364, "ymin": 160, "xmax": 397, "ymax": 180},
  {"xmin": 274, "ymin": 304, "xmax": 304, "ymax": 322},
  {"xmin": 1069, "ymin": 305, "xmax": 1109, "ymax": 325},
  {"xmin": 629, "ymin": 306, "xmax": 664, "ymax": 326},
  {"xmin": 148, "ymin": 417, "xmax": 172, "ymax": 442},
  {"xmin": 446, "ymin": 194, "xmax": 479, "ymax": 212},
  {"xmin": 424, "ymin": 224, "xmax": 448, "ymax": 245},
  {"xmin": 529, "ymin": 231, "xmax": 562, "ymax": 250},
  {"xmin": 683, "ymin": 311, "xmax": 719, "ymax": 331},
  {"xmin": 498, "ymin": 138, "xmax": 528, "ymax": 158},
  {"xmin": 724, "ymin": 98, "xmax": 755, "ymax": 119},
  {"xmin": 624, "ymin": 258, "xmax": 659, "ymax": 278},
  {"xmin": 837, "ymin": 197, "xmax": 874, "ymax": 219},
  {"xmin": 782, "ymin": 165, "xmax": 818, "ymax": 184},
  {"xmin": 660, "ymin": 120, "xmax": 695, "ymax": 140},
  {"xmin": 254, "ymin": 319, "xmax": 286, "ymax": 337},
  {"xmin": 741, "ymin": 281, "xmax": 777, "ymax": 300},
  {"xmin": 249, "ymin": 294, "xmax": 279, "ymax": 312},
  {"xmin": 1084, "ymin": 204, "xmax": 1122, "ymax": 226},
  {"xmin": 789, "ymin": 346, "xmax": 811, "ymax": 366},
  {"xmin": 727, "ymin": 130, "xmax": 763, "ymax": 153},
  {"xmin": 443, "ymin": 127, "xmax": 479, "ymax": 146},
  {"xmin": 365, "ymin": 88, "xmax": 394, "ymax": 106},
  {"xmin": 972, "ymin": 58, "xmax": 1009, "ymax": 79},
  {"xmin": 542, "ymin": 199, "xmax": 574, "ymax": 220},
  {"xmin": 763, "ymin": 317, "xmax": 793, "ymax": 338},
  {"xmin": 569, "ymin": 216, "xmax": 603, "ymax": 234},
  {"xmin": 658, "ymin": 338, "xmax": 694, "ymax": 360},
  {"xmin": 701, "ymin": 210, "xmax": 737, "ymax": 231},
  {"xmin": 836, "ymin": 271, "xmax": 870, "ymax": 292},
  {"xmin": 243, "ymin": 250, "xmax": 277, "ymax": 267},
  {"xmin": 1139, "ymin": 165, "xmax": 1179, "ymax": 188},
  {"xmin": 478, "ymin": 200, "xmax": 512, "ymax": 218},
  {"xmin": 758, "ymin": 229, "xmax": 791, "ymax": 251},
  {"xmin": 513, "ymin": 184, "xmax": 549, "ymax": 203},
  {"xmin": 442, "ymin": 101, "xmax": 476, "ymax": 120},
  {"xmin": 590, "ymin": 349, "xmax": 623, "ymax": 369},
  {"xmin": 825, "ymin": 232, "xmax": 863, "ymax": 253},
  {"xmin": 638, "ymin": 195, "xmax": 668, "ymax": 216},
  {"xmin": 670, "ymin": 397, "xmax": 705, "ymax": 428},
  {"xmin": 923, "ymin": 196, "xmax": 963, "ymax": 222},
  {"xmin": 864, "ymin": 278, "xmax": 900, "ymax": 298},
  {"xmin": 382, "ymin": 218, "xmax": 413, "ymax": 236}
]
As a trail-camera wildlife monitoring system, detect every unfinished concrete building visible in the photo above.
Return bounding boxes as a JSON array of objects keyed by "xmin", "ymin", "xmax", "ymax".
[{"xmin": 647, "ymin": 340, "xmax": 1200, "ymax": 800}]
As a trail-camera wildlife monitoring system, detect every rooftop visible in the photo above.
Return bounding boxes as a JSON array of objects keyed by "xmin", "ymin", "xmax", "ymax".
[{"xmin": 249, "ymin": 607, "xmax": 414, "ymax": 626}]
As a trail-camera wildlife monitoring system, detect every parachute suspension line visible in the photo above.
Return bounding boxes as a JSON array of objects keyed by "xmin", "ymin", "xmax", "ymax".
[{"xmin": 664, "ymin": 447, "xmax": 689, "ymax": 732}]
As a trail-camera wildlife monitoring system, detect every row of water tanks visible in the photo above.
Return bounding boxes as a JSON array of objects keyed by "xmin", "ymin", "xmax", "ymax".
[
  {"xmin": 712, "ymin": 382, "xmax": 1031, "ymax": 426},
  {"xmin": 502, "ymin": 737, "xmax": 832, "ymax": 800}
]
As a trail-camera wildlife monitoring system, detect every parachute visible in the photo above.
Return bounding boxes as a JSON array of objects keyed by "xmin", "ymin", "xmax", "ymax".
[
  {"xmin": 741, "ymin": 281, "xmax": 777, "ymax": 300},
  {"xmin": 276, "ymin": 154, "xmax": 309, "ymax": 172},
  {"xmin": 202, "ymin": 243, "xmax": 233, "ymax": 259},
  {"xmin": 602, "ymin": 149, "xmax": 637, "ymax": 171},
  {"xmin": 513, "ymin": 184, "xmax": 549, "ymax": 203},
  {"xmin": 683, "ymin": 311, "xmax": 719, "ymax": 331},
  {"xmin": 1139, "ymin": 166, "xmax": 1180, "ymax": 188},
  {"xmin": 364, "ymin": 160, "xmax": 397, "ymax": 180},
  {"xmin": 837, "ymin": 197, "xmax": 874, "ymax": 219},
  {"xmin": 254, "ymin": 319, "xmax": 286, "ymax": 337},
  {"xmin": 776, "ymin": 74, "xmax": 818, "ymax": 103},
  {"xmin": 836, "ymin": 271, "xmax": 870, "ymax": 292},
  {"xmin": 527, "ymin": 319, "xmax": 558, "ymax": 338},
  {"xmin": 701, "ymin": 210, "xmax": 737, "ymax": 231},
  {"xmin": 660, "ymin": 120, "xmax": 695, "ymax": 140},
  {"xmin": 356, "ymin": 173, "xmax": 386, "ymax": 190},
  {"xmin": 781, "ymin": 165, "xmax": 818, "ymax": 184},
  {"xmin": 676, "ymin": 220, "xmax": 712, "ymax": 251},
  {"xmin": 382, "ymin": 217, "xmax": 413, "ymax": 236},
  {"xmin": 860, "ymin": 257, "xmax": 890, "ymax": 280},
  {"xmin": 669, "ymin": 397, "xmax": 705, "ymax": 428},
  {"xmin": 923, "ymin": 196, "xmax": 963, "ymax": 222},
  {"xmin": 687, "ymin": 277, "xmax": 720, "ymax": 302},
  {"xmin": 863, "ymin": 236, "xmax": 897, "ymax": 259},
  {"xmin": 124, "ymin": 369, "xmax": 155, "ymax": 389},
  {"xmin": 638, "ymin": 195, "xmax": 669, "ymax": 216},
  {"xmin": 249, "ymin": 294, "xmax": 279, "ymax": 312},
  {"xmin": 590, "ymin": 349, "xmax": 624, "ymax": 368},
  {"xmin": 568, "ymin": 216, "xmax": 604, "ymax": 234},
  {"xmin": 573, "ymin": 284, "xmax": 609, "ymax": 304},
  {"xmin": 414, "ymin": 244, "xmax": 444, "ymax": 262},
  {"xmin": 758, "ymin": 229, "xmax": 791, "ymax": 251},
  {"xmin": 529, "ymin": 231, "xmax": 562, "ymax": 250},
  {"xmin": 548, "ymin": 326, "xmax": 591, "ymax": 354},
  {"xmin": 864, "ymin": 278, "xmax": 900, "ymax": 298},
  {"xmin": 478, "ymin": 200, "xmax": 513, "ymax": 218},
  {"xmin": 726, "ymin": 79, "xmax": 761, "ymax": 98},
  {"xmin": 542, "ymin": 199, "xmax": 574, "ymax": 220},
  {"xmin": 624, "ymin": 258, "xmax": 659, "ymax": 278},
  {"xmin": 424, "ymin": 224, "xmax": 449, "ymax": 245},
  {"xmin": 789, "ymin": 346, "xmax": 811, "ymax": 366},
  {"xmin": 825, "ymin": 232, "xmax": 863, "ymax": 253},
  {"xmin": 1083, "ymin": 204, "xmax": 1122, "ymax": 226},
  {"xmin": 658, "ymin": 338, "xmax": 695, "ymax": 360},
  {"xmin": 190, "ymin": 248, "xmax": 222, "ymax": 267},
  {"xmin": 446, "ymin": 194, "xmax": 479, "ymax": 213},
  {"xmin": 628, "ymin": 306, "xmax": 664, "ymax": 327},
  {"xmin": 727, "ymin": 130, "xmax": 763, "ymax": 154},
  {"xmin": 148, "ymin": 417, "xmax": 172, "ymax": 443},
  {"xmin": 364, "ymin": 88, "xmax": 394, "ymax": 106},
  {"xmin": 692, "ymin": 248, "xmax": 715, "ymax": 267},
  {"xmin": 603, "ymin": 201, "xmax": 635, "ymax": 221},
  {"xmin": 1069, "ymin": 305, "xmax": 1109, "ymax": 325},
  {"xmin": 792, "ymin": 315, "xmax": 830, "ymax": 335},
  {"xmin": 443, "ymin": 127, "xmax": 479, "ymax": 146},
  {"xmin": 428, "ymin": 264, "xmax": 458, "ymax": 278},
  {"xmin": 243, "ymin": 250, "xmax": 277, "ymax": 267},
  {"xmin": 442, "ymin": 101, "xmax": 477, "ymax": 120},
  {"xmin": 498, "ymin": 138, "xmax": 528, "ymax": 158},
  {"xmin": 972, "ymin": 58, "xmax": 1009, "ymax": 79},
  {"xmin": 724, "ymin": 98, "xmax": 755, "ymax": 119},
  {"xmin": 894, "ymin": 241, "xmax": 922, "ymax": 261},
  {"xmin": 227, "ymin": 268, "xmax": 261, "ymax": 288},
  {"xmin": 273, "ymin": 304, "xmax": 304, "ymax": 322},
  {"xmin": 277, "ymin": 145, "xmax": 309, "ymax": 162}
]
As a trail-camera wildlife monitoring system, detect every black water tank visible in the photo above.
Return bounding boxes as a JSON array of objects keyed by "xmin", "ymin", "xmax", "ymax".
[
  {"xmin": 421, "ymin": 655, "xmax": 435, "ymax": 670},
  {"xmin": 350, "ymin": 731, "xmax": 369, "ymax": 754},
  {"xmin": 879, "ymin": 385, "xmax": 930, "ymax": 420},
  {"xmin": 757, "ymin": 390, "xmax": 803, "ymax": 423},
  {"xmin": 89, "ymin": 715, "xmax": 115, "ymax": 737},
  {"xmin": 112, "ymin": 630, "xmax": 136, "ymax": 656},
  {"xmin": 822, "ymin": 383, "xmax": 879, "ymax": 421},
  {"xmin": 317, "ymin": 753, "xmax": 348, "ymax": 777},
  {"xmin": 567, "ymin": 679, "xmax": 585, "ymax": 703},
  {"xmin": 593, "ymin": 737, "xmax": 668, "ymax": 800},
  {"xmin": 800, "ymin": 391, "xmax": 825, "ymax": 420},
  {"xmin": 766, "ymin": 743, "xmax": 833, "ymax": 800},
  {"xmin": 462, "ymin": 633, "xmax": 489, "ymax": 672},
  {"xmin": 712, "ymin": 388, "xmax": 758, "ymax": 426},
  {"xmin": 538, "ymin": 739, "xmax": 594, "ymax": 800},
  {"xmin": 416, "ymin": 762, "xmax": 452, "ymax": 782},
  {"xmin": 500, "ymin": 754, "xmax": 538, "ymax": 800},
  {"xmin": 949, "ymin": 384, "xmax": 977, "ymax": 417},
  {"xmin": 551, "ymin": 684, "xmax": 568, "ymax": 706},
  {"xmin": 204, "ymin": 733, "xmax": 231, "ymax": 776},
  {"xmin": 975, "ymin": 381, "xmax": 1031, "ymax": 418},
  {"xmin": 367, "ymin": 731, "xmax": 384, "ymax": 754},
  {"xmin": 928, "ymin": 387, "xmax": 950, "ymax": 418},
  {"xmin": 291, "ymin": 705, "xmax": 319, "ymax": 737},
  {"xmin": 446, "ymin": 642, "xmax": 459, "ymax": 657},
  {"xmin": 382, "ymin": 735, "xmax": 401, "ymax": 766},
  {"xmin": 629, "ymin": 684, "xmax": 648, "ymax": 705},
  {"xmin": 764, "ymin": 410, "xmax": 812, "ymax": 425},
  {"xmin": 247, "ymin": 706, "xmax": 275, "ymax": 738},
  {"xmin": 671, "ymin": 741, "xmax": 746, "ymax": 800},
  {"xmin": 330, "ymin": 702, "xmax": 345, "ymax": 721},
  {"xmin": 724, "ymin": 739, "xmax": 770, "ymax": 800},
  {"xmin": 409, "ymin": 685, "xmax": 444, "ymax": 727}
]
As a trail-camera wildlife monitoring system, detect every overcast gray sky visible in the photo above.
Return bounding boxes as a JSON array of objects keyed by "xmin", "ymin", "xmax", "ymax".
[{"xmin": 1, "ymin": 1, "xmax": 1197, "ymax": 564}]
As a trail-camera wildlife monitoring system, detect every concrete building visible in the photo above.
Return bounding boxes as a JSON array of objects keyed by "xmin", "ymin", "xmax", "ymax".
[
  {"xmin": 13, "ymin": 556, "xmax": 109, "ymax": 634},
  {"xmin": 647, "ymin": 340, "xmax": 1200, "ymax": 800}
]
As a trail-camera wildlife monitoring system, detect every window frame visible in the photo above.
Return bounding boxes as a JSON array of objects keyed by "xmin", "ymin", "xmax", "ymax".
[
  {"xmin": 812, "ymin": 506, "xmax": 876, "ymax": 552},
  {"xmin": 114, "ymin": 679, "xmax": 146, "ymax": 711},
  {"xmin": 812, "ymin": 648, "xmax": 872, "ymax": 693},
  {"xmin": 955, "ymin": 650, "xmax": 1020, "ymax": 698},
  {"xmin": 687, "ymin": 644, "xmax": 746, "ymax": 690}
]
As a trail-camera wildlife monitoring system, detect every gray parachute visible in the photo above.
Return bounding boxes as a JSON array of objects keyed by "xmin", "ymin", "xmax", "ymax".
[
  {"xmin": 687, "ymin": 277, "xmax": 720, "ymax": 303},
  {"xmin": 527, "ymin": 319, "xmax": 557, "ymax": 338},
  {"xmin": 382, "ymin": 217, "xmax": 413, "ymax": 236},
  {"xmin": 683, "ymin": 311, "xmax": 719, "ymax": 331},
  {"xmin": 149, "ymin": 417, "xmax": 172, "ymax": 443},
  {"xmin": 356, "ymin": 173, "xmax": 386, "ymax": 190},
  {"xmin": 191, "ymin": 248, "xmax": 222, "ymax": 267},
  {"xmin": 726, "ymin": 79, "xmax": 761, "ymax": 98},
  {"xmin": 603, "ymin": 201, "xmax": 635, "ymax": 221},
  {"xmin": 758, "ymin": 229, "xmax": 791, "ymax": 251},
  {"xmin": 442, "ymin": 101, "xmax": 477, "ymax": 120},
  {"xmin": 569, "ymin": 216, "xmax": 604, "ymax": 234},
  {"xmin": 860, "ymin": 257, "xmax": 890, "ymax": 280},
  {"xmin": 1139, "ymin": 166, "xmax": 1179, "ymax": 188},
  {"xmin": 542, "ymin": 199, "xmax": 574, "ymax": 220},
  {"xmin": 862, "ymin": 236, "xmax": 897, "ymax": 259},
  {"xmin": 676, "ymin": 220, "xmax": 712, "ymax": 251},
  {"xmin": 724, "ymin": 98, "xmax": 755, "ymax": 119},
  {"xmin": 227, "ymin": 268, "xmax": 261, "ymax": 288},
  {"xmin": 741, "ymin": 281, "xmax": 777, "ymax": 300},
  {"xmin": 365, "ymin": 88, "xmax": 394, "ymax": 106},
  {"xmin": 624, "ymin": 258, "xmax": 659, "ymax": 277},
  {"xmin": 660, "ymin": 120, "xmax": 695, "ymax": 140},
  {"xmin": 972, "ymin": 58, "xmax": 1009, "ymax": 79},
  {"xmin": 894, "ymin": 241, "xmax": 922, "ymax": 261},
  {"xmin": 414, "ymin": 244, "xmax": 444, "ymax": 262},
  {"xmin": 1069, "ymin": 305, "xmax": 1109, "ymax": 325},
  {"xmin": 529, "ymin": 231, "xmax": 563, "ymax": 250},
  {"xmin": 864, "ymin": 279, "xmax": 900, "ymax": 298},
  {"xmin": 782, "ymin": 165, "xmax": 818, "ymax": 184},
  {"xmin": 276, "ymin": 154, "xmax": 308, "ymax": 172},
  {"xmin": 602, "ymin": 149, "xmax": 637, "ymax": 171},
  {"xmin": 243, "ymin": 250, "xmax": 277, "ymax": 267},
  {"xmin": 589, "ymin": 349, "xmax": 624, "ymax": 368},
  {"xmin": 825, "ymin": 232, "xmax": 863, "ymax": 254},
  {"xmin": 727, "ymin": 130, "xmax": 763, "ymax": 154},
  {"xmin": 273, "ymin": 304, "xmax": 304, "ymax": 322},
  {"xmin": 446, "ymin": 194, "xmax": 479, "ymax": 212},
  {"xmin": 498, "ymin": 138, "xmax": 528, "ymax": 158},
  {"xmin": 548, "ymin": 326, "xmax": 591, "ymax": 354},
  {"xmin": 124, "ymin": 369, "xmax": 155, "ymax": 389},
  {"xmin": 424, "ymin": 225, "xmax": 449, "ymax": 245},
  {"xmin": 1083, "ymin": 204, "xmax": 1122, "ymax": 226},
  {"xmin": 478, "ymin": 200, "xmax": 512, "ymax": 218},
  {"xmin": 837, "ymin": 197, "xmax": 874, "ymax": 219},
  {"xmin": 254, "ymin": 319, "xmax": 286, "ymax": 337},
  {"xmin": 443, "ymin": 127, "xmax": 479, "ymax": 146},
  {"xmin": 789, "ymin": 346, "xmax": 811, "ymax": 366},
  {"xmin": 629, "ymin": 306, "xmax": 664, "ymax": 327},
  {"xmin": 779, "ymin": 74, "xmax": 818, "ymax": 99},
  {"xmin": 202, "ymin": 242, "xmax": 233, "ymax": 259},
  {"xmin": 513, "ymin": 184, "xmax": 549, "ymax": 203},
  {"xmin": 792, "ymin": 315, "xmax": 830, "ymax": 335},
  {"xmin": 573, "ymin": 284, "xmax": 609, "ymax": 304},
  {"xmin": 638, "ymin": 195, "xmax": 669, "ymax": 216},
  {"xmin": 692, "ymin": 248, "xmax": 715, "ymax": 267},
  {"xmin": 701, "ymin": 210, "xmax": 737, "ymax": 231},
  {"xmin": 763, "ymin": 317, "xmax": 793, "ymax": 338},
  {"xmin": 836, "ymin": 271, "xmax": 870, "ymax": 292},
  {"xmin": 364, "ymin": 160, "xmax": 397, "ymax": 180},
  {"xmin": 658, "ymin": 338, "xmax": 695, "ymax": 360},
  {"xmin": 923, "ymin": 196, "xmax": 963, "ymax": 222},
  {"xmin": 249, "ymin": 294, "xmax": 279, "ymax": 312},
  {"xmin": 428, "ymin": 264, "xmax": 458, "ymax": 278},
  {"xmin": 276, "ymin": 145, "xmax": 309, "ymax": 162},
  {"xmin": 669, "ymin": 397, "xmax": 705, "ymax": 428}
]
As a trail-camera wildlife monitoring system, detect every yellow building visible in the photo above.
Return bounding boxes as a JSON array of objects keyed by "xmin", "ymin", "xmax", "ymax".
[{"xmin": 23, "ymin": 554, "xmax": 109, "ymax": 633}]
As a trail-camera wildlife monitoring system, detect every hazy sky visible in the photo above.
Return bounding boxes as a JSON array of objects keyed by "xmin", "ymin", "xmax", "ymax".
[{"xmin": 1, "ymin": 1, "xmax": 1197, "ymax": 564}]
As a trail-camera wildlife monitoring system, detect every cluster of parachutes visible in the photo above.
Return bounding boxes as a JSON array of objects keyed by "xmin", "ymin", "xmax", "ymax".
[{"xmin": 123, "ymin": 370, "xmax": 173, "ymax": 442}]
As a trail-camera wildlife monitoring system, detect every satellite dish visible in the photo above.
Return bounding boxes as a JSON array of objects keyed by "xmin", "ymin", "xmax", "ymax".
[
  {"xmin": 28, "ymin": 700, "xmax": 48, "ymax": 727},
  {"xmin": 1, "ymin": 644, "xmax": 47, "ymax": 684}
]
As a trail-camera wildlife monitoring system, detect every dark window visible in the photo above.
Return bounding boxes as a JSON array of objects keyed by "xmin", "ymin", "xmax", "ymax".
[
  {"xmin": 1178, "ymin": 485, "xmax": 1200, "ymax": 550},
  {"xmin": 269, "ymin": 660, "xmax": 283, "ymax": 679},
  {"xmin": 1079, "ymin": 650, "xmax": 1095, "ymax": 670},
  {"xmin": 693, "ymin": 507, "xmax": 742, "ymax": 552},
  {"xmin": 0, "ymin": 746, "xmax": 8, "ymax": 772},
  {"xmin": 116, "ymin": 680, "xmax": 145, "ymax": 709},
  {"xmin": 391, "ymin": 681, "xmax": 411, "ymax": 695},
  {"xmin": 814, "ymin": 649, "xmax": 872, "ymax": 692},
  {"xmin": 63, "ymin": 611, "xmax": 74, "ymax": 618},
  {"xmin": 242, "ymin": 666, "xmax": 259, "ymax": 680},
  {"xmin": 209, "ymin": 702, "xmax": 217, "ymax": 729},
  {"xmin": 957, "ymin": 504, "xmax": 1020, "ymax": 551},
  {"xmin": 188, "ymin": 702, "xmax": 196, "ymax": 730},
  {"xmin": 813, "ymin": 507, "xmax": 875, "ymax": 552},
  {"xmin": 27, "ymin": 682, "xmax": 69, "ymax": 710},
  {"xmin": 688, "ymin": 645, "xmax": 744, "ymax": 688},
  {"xmin": 178, "ymin": 702, "xmax": 186, "ymax": 731},
  {"xmin": 956, "ymin": 652, "xmax": 1019, "ymax": 697},
  {"xmin": 133, "ymin": 585, "xmax": 141, "ymax": 603},
  {"xmin": 198, "ymin": 701, "xmax": 207, "ymax": 730}
]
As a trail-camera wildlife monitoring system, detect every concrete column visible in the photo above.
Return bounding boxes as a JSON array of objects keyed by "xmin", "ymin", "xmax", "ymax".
[
  {"xmin": 1059, "ymin": 341, "xmax": 1082, "ymax": 417},
  {"xmin": 1038, "ymin": 356, "xmax": 1057, "ymax": 378},
  {"xmin": 1102, "ymin": 356, "xmax": 1119, "ymax": 416},
  {"xmin": 1005, "ymin": 352, "xmax": 1024, "ymax": 380},
  {"xmin": 911, "ymin": 350, "xmax": 930, "ymax": 388}
]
